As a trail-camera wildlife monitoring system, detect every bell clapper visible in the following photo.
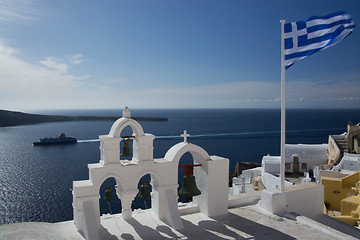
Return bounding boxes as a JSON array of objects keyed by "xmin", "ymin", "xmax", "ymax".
[
  {"xmin": 104, "ymin": 186, "xmax": 114, "ymax": 214},
  {"xmin": 138, "ymin": 181, "xmax": 151, "ymax": 209},
  {"xmin": 107, "ymin": 201, "xmax": 112, "ymax": 214}
]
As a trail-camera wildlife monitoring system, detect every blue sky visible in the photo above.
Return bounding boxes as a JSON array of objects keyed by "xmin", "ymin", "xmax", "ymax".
[{"xmin": 0, "ymin": 0, "xmax": 359, "ymax": 111}]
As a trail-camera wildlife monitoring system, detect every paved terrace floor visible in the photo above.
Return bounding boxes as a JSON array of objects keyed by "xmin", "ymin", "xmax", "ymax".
[{"xmin": 1, "ymin": 202, "xmax": 360, "ymax": 240}]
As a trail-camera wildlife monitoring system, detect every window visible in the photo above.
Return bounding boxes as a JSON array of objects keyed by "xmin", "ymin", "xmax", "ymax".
[
  {"xmin": 301, "ymin": 163, "xmax": 307, "ymax": 169},
  {"xmin": 285, "ymin": 163, "xmax": 291, "ymax": 170}
]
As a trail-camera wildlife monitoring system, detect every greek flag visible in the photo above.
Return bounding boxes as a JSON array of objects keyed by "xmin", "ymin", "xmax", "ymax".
[{"xmin": 284, "ymin": 11, "xmax": 355, "ymax": 69}]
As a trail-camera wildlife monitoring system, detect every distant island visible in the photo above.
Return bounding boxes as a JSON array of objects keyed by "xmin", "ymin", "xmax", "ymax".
[{"xmin": 0, "ymin": 109, "xmax": 168, "ymax": 127}]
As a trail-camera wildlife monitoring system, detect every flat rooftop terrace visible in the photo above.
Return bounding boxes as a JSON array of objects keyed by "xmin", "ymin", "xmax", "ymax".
[{"xmin": 2, "ymin": 201, "xmax": 360, "ymax": 240}]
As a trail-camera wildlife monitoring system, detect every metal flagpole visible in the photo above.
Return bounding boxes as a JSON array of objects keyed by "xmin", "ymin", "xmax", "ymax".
[{"xmin": 280, "ymin": 19, "xmax": 286, "ymax": 191}]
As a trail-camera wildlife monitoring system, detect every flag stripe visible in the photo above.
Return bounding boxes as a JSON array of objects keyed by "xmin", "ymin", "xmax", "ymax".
[
  {"xmin": 307, "ymin": 19, "xmax": 352, "ymax": 34},
  {"xmin": 306, "ymin": 12, "xmax": 352, "ymax": 27},
  {"xmin": 285, "ymin": 48, "xmax": 323, "ymax": 61},
  {"xmin": 300, "ymin": 24, "xmax": 346, "ymax": 46},
  {"xmin": 306, "ymin": 11, "xmax": 349, "ymax": 22}
]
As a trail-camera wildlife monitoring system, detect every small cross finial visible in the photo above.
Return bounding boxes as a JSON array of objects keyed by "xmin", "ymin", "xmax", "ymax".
[
  {"xmin": 181, "ymin": 130, "xmax": 190, "ymax": 143},
  {"xmin": 123, "ymin": 106, "xmax": 131, "ymax": 118}
]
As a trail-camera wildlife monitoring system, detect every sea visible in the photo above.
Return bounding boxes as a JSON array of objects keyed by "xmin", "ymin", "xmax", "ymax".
[{"xmin": 1, "ymin": 108, "xmax": 360, "ymax": 225}]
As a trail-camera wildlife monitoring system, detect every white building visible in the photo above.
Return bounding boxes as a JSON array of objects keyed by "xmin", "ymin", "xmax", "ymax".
[
  {"xmin": 332, "ymin": 153, "xmax": 360, "ymax": 174},
  {"xmin": 284, "ymin": 144, "xmax": 328, "ymax": 174},
  {"xmin": 315, "ymin": 153, "xmax": 360, "ymax": 183},
  {"xmin": 262, "ymin": 155, "xmax": 281, "ymax": 175},
  {"xmin": 240, "ymin": 144, "xmax": 328, "ymax": 190},
  {"xmin": 260, "ymin": 144, "xmax": 328, "ymax": 176}
]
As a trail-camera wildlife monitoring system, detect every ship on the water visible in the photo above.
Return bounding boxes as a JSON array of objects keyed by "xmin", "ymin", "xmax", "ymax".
[{"xmin": 33, "ymin": 133, "xmax": 77, "ymax": 146}]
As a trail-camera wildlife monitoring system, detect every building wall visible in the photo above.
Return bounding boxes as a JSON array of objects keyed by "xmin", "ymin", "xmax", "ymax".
[
  {"xmin": 347, "ymin": 123, "xmax": 360, "ymax": 154},
  {"xmin": 263, "ymin": 162, "xmax": 280, "ymax": 175},
  {"xmin": 332, "ymin": 153, "xmax": 360, "ymax": 172},
  {"xmin": 242, "ymin": 167, "xmax": 262, "ymax": 184},
  {"xmin": 354, "ymin": 137, "xmax": 359, "ymax": 154},
  {"xmin": 322, "ymin": 177, "xmax": 349, "ymax": 211},
  {"xmin": 318, "ymin": 170, "xmax": 347, "ymax": 183},
  {"xmin": 285, "ymin": 144, "xmax": 328, "ymax": 174},
  {"xmin": 261, "ymin": 183, "xmax": 324, "ymax": 219},
  {"xmin": 285, "ymin": 183, "xmax": 324, "ymax": 219},
  {"xmin": 321, "ymin": 171, "xmax": 360, "ymax": 211},
  {"xmin": 328, "ymin": 136, "xmax": 341, "ymax": 165}
]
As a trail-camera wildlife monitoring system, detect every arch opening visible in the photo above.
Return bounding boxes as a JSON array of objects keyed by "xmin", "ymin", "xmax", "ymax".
[
  {"xmin": 98, "ymin": 177, "xmax": 122, "ymax": 216},
  {"xmin": 110, "ymin": 118, "xmax": 144, "ymax": 138},
  {"xmin": 177, "ymin": 151, "xmax": 202, "ymax": 203},
  {"xmin": 119, "ymin": 126, "xmax": 134, "ymax": 161},
  {"xmin": 132, "ymin": 173, "xmax": 152, "ymax": 210}
]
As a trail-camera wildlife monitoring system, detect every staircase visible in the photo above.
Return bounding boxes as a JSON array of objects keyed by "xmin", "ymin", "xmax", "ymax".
[{"xmin": 334, "ymin": 136, "xmax": 348, "ymax": 164}]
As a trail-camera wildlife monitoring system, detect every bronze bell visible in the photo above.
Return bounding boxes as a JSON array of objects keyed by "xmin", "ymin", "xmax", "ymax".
[
  {"xmin": 104, "ymin": 186, "xmax": 114, "ymax": 201},
  {"xmin": 138, "ymin": 182, "xmax": 151, "ymax": 200},
  {"xmin": 179, "ymin": 175, "xmax": 201, "ymax": 198},
  {"xmin": 121, "ymin": 137, "xmax": 132, "ymax": 156},
  {"xmin": 178, "ymin": 164, "xmax": 202, "ymax": 198}
]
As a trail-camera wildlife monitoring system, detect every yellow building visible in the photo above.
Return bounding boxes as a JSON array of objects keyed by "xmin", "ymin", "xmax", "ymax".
[{"xmin": 322, "ymin": 171, "xmax": 360, "ymax": 226}]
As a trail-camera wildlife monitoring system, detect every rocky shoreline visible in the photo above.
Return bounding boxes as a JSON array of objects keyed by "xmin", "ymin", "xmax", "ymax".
[{"xmin": 0, "ymin": 109, "xmax": 168, "ymax": 127}]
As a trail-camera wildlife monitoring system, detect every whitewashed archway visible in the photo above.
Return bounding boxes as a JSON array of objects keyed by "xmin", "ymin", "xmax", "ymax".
[{"xmin": 72, "ymin": 108, "xmax": 229, "ymax": 240}]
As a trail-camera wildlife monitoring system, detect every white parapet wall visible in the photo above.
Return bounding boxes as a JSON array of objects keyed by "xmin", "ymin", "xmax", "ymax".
[
  {"xmin": 327, "ymin": 135, "xmax": 343, "ymax": 165},
  {"xmin": 332, "ymin": 153, "xmax": 360, "ymax": 172},
  {"xmin": 195, "ymin": 155, "xmax": 229, "ymax": 217},
  {"xmin": 242, "ymin": 167, "xmax": 262, "ymax": 183},
  {"xmin": 261, "ymin": 172, "xmax": 293, "ymax": 190},
  {"xmin": 260, "ymin": 182, "xmax": 324, "ymax": 219}
]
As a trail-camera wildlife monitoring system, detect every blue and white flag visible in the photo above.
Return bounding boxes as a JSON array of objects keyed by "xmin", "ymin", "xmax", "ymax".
[{"xmin": 284, "ymin": 11, "xmax": 355, "ymax": 69}]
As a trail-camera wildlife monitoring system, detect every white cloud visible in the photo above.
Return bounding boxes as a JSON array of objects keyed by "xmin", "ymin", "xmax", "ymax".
[
  {"xmin": 79, "ymin": 81, "xmax": 282, "ymax": 109},
  {"xmin": 1, "ymin": 40, "xmax": 359, "ymax": 110},
  {"xmin": 0, "ymin": 40, "xmax": 19, "ymax": 56},
  {"xmin": 0, "ymin": 0, "xmax": 43, "ymax": 23},
  {"xmin": 69, "ymin": 54, "xmax": 86, "ymax": 65},
  {"xmin": 39, "ymin": 57, "xmax": 68, "ymax": 74},
  {"xmin": 105, "ymin": 78, "xmax": 360, "ymax": 109},
  {"xmin": 336, "ymin": 96, "xmax": 359, "ymax": 101},
  {"xmin": 0, "ymin": 42, "xmax": 91, "ymax": 110}
]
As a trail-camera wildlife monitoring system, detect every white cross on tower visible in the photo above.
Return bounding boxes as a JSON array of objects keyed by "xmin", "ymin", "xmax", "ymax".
[
  {"xmin": 284, "ymin": 22, "xmax": 307, "ymax": 49},
  {"xmin": 181, "ymin": 130, "xmax": 190, "ymax": 143}
]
